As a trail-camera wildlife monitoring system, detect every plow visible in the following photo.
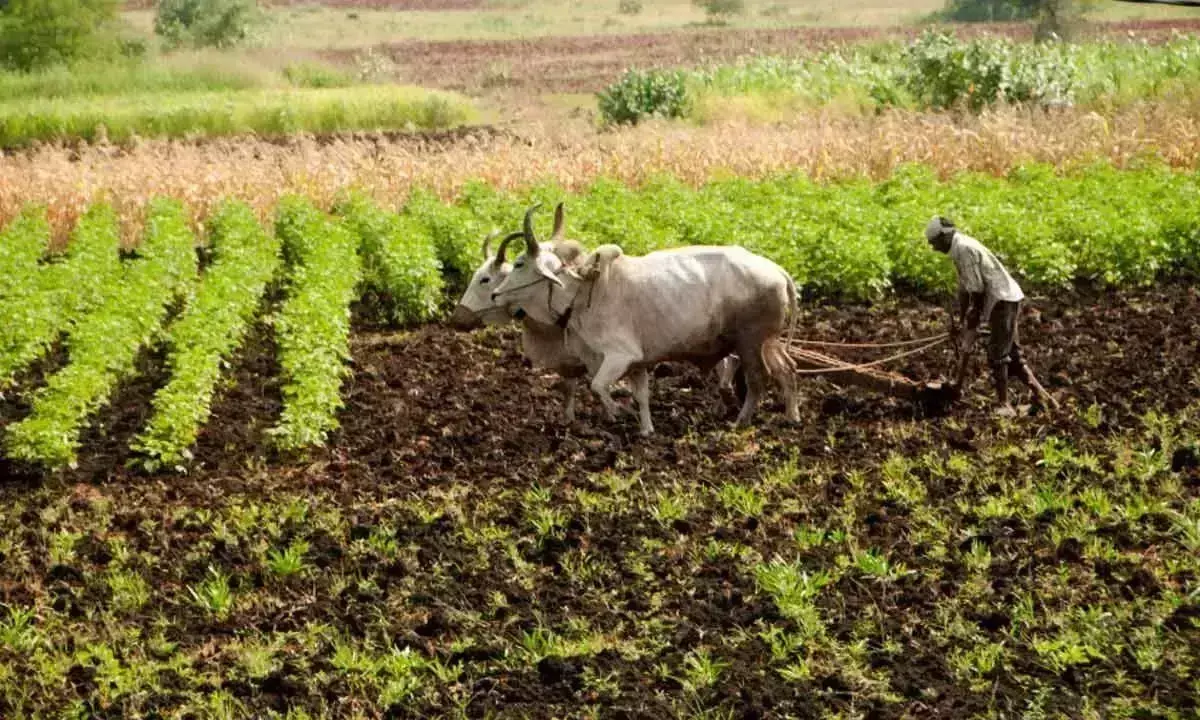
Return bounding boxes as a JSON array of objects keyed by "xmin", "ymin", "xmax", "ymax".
[{"xmin": 781, "ymin": 332, "xmax": 959, "ymax": 413}]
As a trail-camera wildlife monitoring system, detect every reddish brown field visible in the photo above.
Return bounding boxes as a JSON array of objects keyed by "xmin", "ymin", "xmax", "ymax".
[{"xmin": 334, "ymin": 19, "xmax": 1200, "ymax": 94}]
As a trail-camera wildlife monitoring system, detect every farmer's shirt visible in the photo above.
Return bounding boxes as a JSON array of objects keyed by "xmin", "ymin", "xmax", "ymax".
[{"xmin": 948, "ymin": 231, "xmax": 1024, "ymax": 321}]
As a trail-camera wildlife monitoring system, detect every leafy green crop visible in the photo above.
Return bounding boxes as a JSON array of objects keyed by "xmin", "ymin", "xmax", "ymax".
[
  {"xmin": 0, "ymin": 203, "xmax": 122, "ymax": 388},
  {"xmin": 334, "ymin": 191, "xmax": 443, "ymax": 325},
  {"xmin": 269, "ymin": 196, "xmax": 362, "ymax": 452},
  {"xmin": 133, "ymin": 200, "xmax": 281, "ymax": 471},
  {"xmin": 412, "ymin": 162, "xmax": 1200, "ymax": 302},
  {"xmin": 5, "ymin": 198, "xmax": 196, "ymax": 468},
  {"xmin": 0, "ymin": 206, "xmax": 49, "ymax": 302}
]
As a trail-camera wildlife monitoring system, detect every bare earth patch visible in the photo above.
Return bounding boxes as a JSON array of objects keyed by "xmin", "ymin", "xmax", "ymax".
[{"xmin": 327, "ymin": 19, "xmax": 1200, "ymax": 94}]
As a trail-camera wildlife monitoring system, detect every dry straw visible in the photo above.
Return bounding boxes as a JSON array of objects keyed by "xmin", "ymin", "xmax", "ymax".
[{"xmin": 3, "ymin": 101, "xmax": 1199, "ymax": 242}]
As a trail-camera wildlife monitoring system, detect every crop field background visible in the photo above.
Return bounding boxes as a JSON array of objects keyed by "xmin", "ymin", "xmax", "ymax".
[{"xmin": 2, "ymin": 0, "xmax": 1200, "ymax": 717}]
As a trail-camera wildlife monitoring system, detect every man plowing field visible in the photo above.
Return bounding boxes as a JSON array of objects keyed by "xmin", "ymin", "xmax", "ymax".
[{"xmin": 925, "ymin": 216, "xmax": 1058, "ymax": 417}]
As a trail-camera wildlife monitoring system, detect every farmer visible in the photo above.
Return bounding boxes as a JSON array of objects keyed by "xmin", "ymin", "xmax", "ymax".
[{"xmin": 925, "ymin": 216, "xmax": 1058, "ymax": 417}]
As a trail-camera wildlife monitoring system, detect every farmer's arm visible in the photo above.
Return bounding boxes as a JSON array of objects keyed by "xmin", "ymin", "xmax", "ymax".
[{"xmin": 963, "ymin": 292, "xmax": 984, "ymax": 331}]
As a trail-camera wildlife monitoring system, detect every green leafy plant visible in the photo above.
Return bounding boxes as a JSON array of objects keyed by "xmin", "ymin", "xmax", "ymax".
[
  {"xmin": 0, "ymin": 0, "xmax": 124, "ymax": 71},
  {"xmin": 188, "ymin": 566, "xmax": 236, "ymax": 619},
  {"xmin": 0, "ymin": 206, "xmax": 48, "ymax": 302},
  {"xmin": 155, "ymin": 0, "xmax": 261, "ymax": 50},
  {"xmin": 597, "ymin": 69, "xmax": 692, "ymax": 125},
  {"xmin": 0, "ymin": 203, "xmax": 122, "ymax": 388},
  {"xmin": 5, "ymin": 198, "xmax": 196, "ymax": 468},
  {"xmin": 268, "ymin": 196, "xmax": 362, "ymax": 452},
  {"xmin": 134, "ymin": 201, "xmax": 280, "ymax": 471},
  {"xmin": 334, "ymin": 191, "xmax": 443, "ymax": 325}
]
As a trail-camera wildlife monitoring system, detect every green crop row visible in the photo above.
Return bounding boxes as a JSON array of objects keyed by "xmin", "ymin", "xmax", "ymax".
[
  {"xmin": 268, "ymin": 196, "xmax": 362, "ymax": 452},
  {"xmin": 406, "ymin": 162, "xmax": 1200, "ymax": 302},
  {"xmin": 132, "ymin": 200, "xmax": 282, "ymax": 472},
  {"xmin": 0, "ymin": 204, "xmax": 123, "ymax": 389},
  {"xmin": 334, "ymin": 191, "xmax": 443, "ymax": 326},
  {"xmin": 0, "ymin": 207, "xmax": 49, "ymax": 302},
  {"xmin": 4, "ymin": 199, "xmax": 197, "ymax": 469}
]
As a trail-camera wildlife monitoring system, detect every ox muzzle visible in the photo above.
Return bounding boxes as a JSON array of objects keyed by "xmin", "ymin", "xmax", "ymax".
[{"xmin": 448, "ymin": 304, "xmax": 483, "ymax": 330}]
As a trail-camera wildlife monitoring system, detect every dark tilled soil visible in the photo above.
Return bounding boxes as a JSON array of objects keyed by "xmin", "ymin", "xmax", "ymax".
[{"xmin": 0, "ymin": 284, "xmax": 1198, "ymax": 718}]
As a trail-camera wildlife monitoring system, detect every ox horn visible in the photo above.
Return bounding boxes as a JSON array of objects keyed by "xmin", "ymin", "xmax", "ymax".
[
  {"xmin": 522, "ymin": 203, "xmax": 542, "ymax": 257},
  {"xmin": 481, "ymin": 229, "xmax": 502, "ymax": 260},
  {"xmin": 549, "ymin": 202, "xmax": 565, "ymax": 243},
  {"xmin": 493, "ymin": 231, "xmax": 526, "ymax": 266}
]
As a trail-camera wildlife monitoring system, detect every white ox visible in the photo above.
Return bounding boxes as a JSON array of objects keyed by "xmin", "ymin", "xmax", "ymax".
[
  {"xmin": 449, "ymin": 204, "xmax": 599, "ymax": 422},
  {"xmin": 491, "ymin": 204, "xmax": 799, "ymax": 436}
]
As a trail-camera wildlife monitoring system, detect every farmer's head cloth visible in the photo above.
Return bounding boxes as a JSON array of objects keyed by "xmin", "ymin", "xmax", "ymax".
[{"xmin": 925, "ymin": 215, "xmax": 955, "ymax": 242}]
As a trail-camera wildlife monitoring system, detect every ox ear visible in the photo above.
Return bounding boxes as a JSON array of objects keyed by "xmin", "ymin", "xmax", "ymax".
[
  {"xmin": 549, "ymin": 202, "xmax": 565, "ymax": 243},
  {"xmin": 537, "ymin": 255, "xmax": 565, "ymax": 287},
  {"xmin": 481, "ymin": 229, "xmax": 501, "ymax": 260}
]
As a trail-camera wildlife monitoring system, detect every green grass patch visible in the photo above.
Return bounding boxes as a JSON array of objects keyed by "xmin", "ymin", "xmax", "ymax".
[{"xmin": 0, "ymin": 85, "xmax": 477, "ymax": 147}]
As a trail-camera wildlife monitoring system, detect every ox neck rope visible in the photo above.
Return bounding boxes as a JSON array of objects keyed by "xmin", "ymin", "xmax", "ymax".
[
  {"xmin": 552, "ymin": 277, "xmax": 592, "ymax": 330},
  {"xmin": 494, "ymin": 273, "xmax": 583, "ymax": 329}
]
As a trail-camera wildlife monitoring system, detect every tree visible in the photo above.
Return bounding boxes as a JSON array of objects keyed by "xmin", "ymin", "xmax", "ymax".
[{"xmin": 0, "ymin": 0, "xmax": 122, "ymax": 71}]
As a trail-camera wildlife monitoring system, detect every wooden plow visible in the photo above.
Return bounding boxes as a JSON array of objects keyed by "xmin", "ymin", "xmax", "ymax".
[{"xmin": 783, "ymin": 333, "xmax": 959, "ymax": 412}]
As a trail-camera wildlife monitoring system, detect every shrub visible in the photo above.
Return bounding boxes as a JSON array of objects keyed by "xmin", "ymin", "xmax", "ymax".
[
  {"xmin": 597, "ymin": 69, "xmax": 692, "ymax": 125},
  {"xmin": 901, "ymin": 31, "xmax": 1074, "ymax": 111},
  {"xmin": 693, "ymin": 0, "xmax": 744, "ymax": 23},
  {"xmin": 0, "ymin": 0, "xmax": 123, "ymax": 71},
  {"xmin": 155, "ymin": 0, "xmax": 260, "ymax": 50},
  {"xmin": 618, "ymin": 0, "xmax": 643, "ymax": 14}
]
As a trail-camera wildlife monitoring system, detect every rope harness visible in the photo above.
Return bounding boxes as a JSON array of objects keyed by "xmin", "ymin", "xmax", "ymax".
[{"xmin": 786, "ymin": 333, "xmax": 950, "ymax": 375}]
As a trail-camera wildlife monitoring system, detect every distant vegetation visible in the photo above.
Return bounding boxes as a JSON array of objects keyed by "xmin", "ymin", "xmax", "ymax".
[{"xmin": 599, "ymin": 30, "xmax": 1200, "ymax": 125}]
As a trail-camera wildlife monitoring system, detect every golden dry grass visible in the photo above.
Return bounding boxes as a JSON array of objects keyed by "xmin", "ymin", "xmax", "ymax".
[{"xmin": 4, "ymin": 100, "xmax": 1199, "ymax": 242}]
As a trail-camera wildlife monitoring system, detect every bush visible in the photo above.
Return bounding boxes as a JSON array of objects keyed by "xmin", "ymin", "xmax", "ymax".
[
  {"xmin": 693, "ymin": 0, "xmax": 744, "ymax": 23},
  {"xmin": 597, "ymin": 69, "xmax": 692, "ymax": 125},
  {"xmin": 0, "ymin": 0, "xmax": 122, "ymax": 71},
  {"xmin": 901, "ymin": 30, "xmax": 1074, "ymax": 111},
  {"xmin": 938, "ymin": 0, "xmax": 1093, "ymax": 39},
  {"xmin": 618, "ymin": 0, "xmax": 642, "ymax": 14},
  {"xmin": 155, "ymin": 0, "xmax": 260, "ymax": 49}
]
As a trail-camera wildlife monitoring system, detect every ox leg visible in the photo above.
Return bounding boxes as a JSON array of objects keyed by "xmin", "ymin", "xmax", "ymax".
[
  {"xmin": 765, "ymin": 340, "xmax": 800, "ymax": 423},
  {"xmin": 561, "ymin": 378, "xmax": 577, "ymax": 423},
  {"xmin": 590, "ymin": 356, "xmax": 634, "ymax": 424},
  {"xmin": 735, "ymin": 344, "xmax": 768, "ymax": 427},
  {"xmin": 629, "ymin": 368, "xmax": 654, "ymax": 436}
]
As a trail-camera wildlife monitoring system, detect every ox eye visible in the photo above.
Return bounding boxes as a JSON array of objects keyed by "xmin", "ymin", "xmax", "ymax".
[{"xmin": 480, "ymin": 277, "xmax": 490, "ymax": 284}]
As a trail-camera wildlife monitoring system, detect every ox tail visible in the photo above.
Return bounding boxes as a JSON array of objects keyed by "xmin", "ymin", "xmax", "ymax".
[{"xmin": 784, "ymin": 271, "xmax": 800, "ymax": 349}]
